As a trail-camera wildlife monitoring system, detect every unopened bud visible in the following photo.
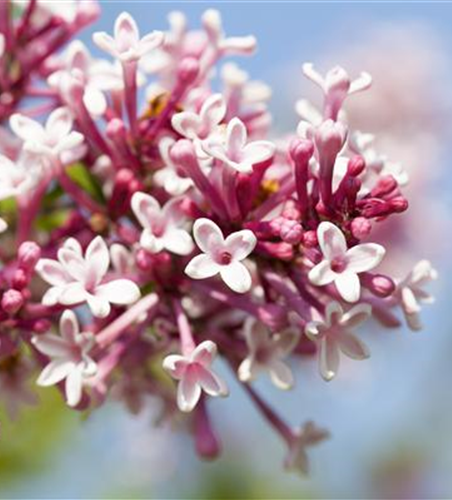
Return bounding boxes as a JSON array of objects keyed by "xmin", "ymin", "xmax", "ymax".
[
  {"xmin": 2, "ymin": 289, "xmax": 24, "ymax": 315},
  {"xmin": 18, "ymin": 241, "xmax": 41, "ymax": 272},
  {"xmin": 350, "ymin": 217, "xmax": 372, "ymax": 239}
]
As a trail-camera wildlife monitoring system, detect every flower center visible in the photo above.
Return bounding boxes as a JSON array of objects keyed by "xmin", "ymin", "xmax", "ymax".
[
  {"xmin": 330, "ymin": 256, "xmax": 347, "ymax": 273},
  {"xmin": 220, "ymin": 252, "xmax": 233, "ymax": 265}
]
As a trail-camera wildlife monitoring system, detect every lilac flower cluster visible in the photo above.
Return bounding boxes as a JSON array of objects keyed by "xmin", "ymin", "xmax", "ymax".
[{"xmin": 0, "ymin": 2, "xmax": 437, "ymax": 474}]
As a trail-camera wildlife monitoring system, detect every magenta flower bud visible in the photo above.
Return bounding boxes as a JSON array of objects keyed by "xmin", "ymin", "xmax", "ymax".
[
  {"xmin": 347, "ymin": 156, "xmax": 366, "ymax": 177},
  {"xmin": 170, "ymin": 139, "xmax": 197, "ymax": 165},
  {"xmin": 315, "ymin": 120, "xmax": 347, "ymax": 159},
  {"xmin": 32, "ymin": 319, "xmax": 52, "ymax": 333},
  {"xmin": 325, "ymin": 66, "xmax": 351, "ymax": 95},
  {"xmin": 12, "ymin": 269, "xmax": 28, "ymax": 290},
  {"xmin": 18, "ymin": 241, "xmax": 41, "ymax": 272},
  {"xmin": 303, "ymin": 230, "xmax": 318, "ymax": 248},
  {"xmin": 2, "ymin": 289, "xmax": 24, "ymax": 315},
  {"xmin": 76, "ymin": 0, "xmax": 101, "ymax": 27},
  {"xmin": 194, "ymin": 401, "xmax": 221, "ymax": 460},
  {"xmin": 280, "ymin": 219, "xmax": 303, "ymax": 245},
  {"xmin": 350, "ymin": 217, "xmax": 372, "ymax": 240},
  {"xmin": 106, "ymin": 117, "xmax": 127, "ymax": 140},
  {"xmin": 362, "ymin": 273, "xmax": 396, "ymax": 298},
  {"xmin": 177, "ymin": 57, "xmax": 200, "ymax": 84},
  {"xmin": 258, "ymin": 304, "xmax": 288, "ymax": 331},
  {"xmin": 289, "ymin": 138, "xmax": 314, "ymax": 164},
  {"xmin": 135, "ymin": 248, "xmax": 154, "ymax": 271},
  {"xmin": 389, "ymin": 196, "xmax": 409, "ymax": 213},
  {"xmin": 371, "ymin": 175, "xmax": 398, "ymax": 198}
]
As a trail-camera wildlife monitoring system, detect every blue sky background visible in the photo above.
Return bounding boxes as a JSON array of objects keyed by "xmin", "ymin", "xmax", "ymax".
[{"xmin": 3, "ymin": 1, "xmax": 452, "ymax": 498}]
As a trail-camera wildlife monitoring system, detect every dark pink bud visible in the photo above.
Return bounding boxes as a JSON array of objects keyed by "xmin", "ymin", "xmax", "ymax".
[
  {"xmin": 289, "ymin": 138, "xmax": 314, "ymax": 164},
  {"xmin": 106, "ymin": 117, "xmax": 126, "ymax": 140},
  {"xmin": 371, "ymin": 175, "xmax": 398, "ymax": 198},
  {"xmin": 76, "ymin": 0, "xmax": 101, "ymax": 26},
  {"xmin": 2, "ymin": 289, "xmax": 24, "ymax": 315},
  {"xmin": 362, "ymin": 273, "xmax": 396, "ymax": 298},
  {"xmin": 32, "ymin": 319, "xmax": 52, "ymax": 333},
  {"xmin": 178, "ymin": 57, "xmax": 200, "ymax": 84},
  {"xmin": 389, "ymin": 197, "xmax": 409, "ymax": 213},
  {"xmin": 12, "ymin": 269, "xmax": 28, "ymax": 290},
  {"xmin": 347, "ymin": 156, "xmax": 365, "ymax": 177},
  {"xmin": 135, "ymin": 249, "xmax": 154, "ymax": 271},
  {"xmin": 170, "ymin": 139, "xmax": 196, "ymax": 165},
  {"xmin": 303, "ymin": 230, "xmax": 318, "ymax": 248},
  {"xmin": 18, "ymin": 241, "xmax": 41, "ymax": 272},
  {"xmin": 194, "ymin": 400, "xmax": 221, "ymax": 460},
  {"xmin": 280, "ymin": 219, "xmax": 303, "ymax": 245},
  {"xmin": 350, "ymin": 217, "xmax": 372, "ymax": 239}
]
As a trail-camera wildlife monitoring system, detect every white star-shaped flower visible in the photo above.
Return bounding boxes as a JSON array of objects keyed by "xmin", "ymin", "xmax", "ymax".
[
  {"xmin": 309, "ymin": 222, "xmax": 385, "ymax": 303},
  {"xmin": 163, "ymin": 340, "xmax": 228, "ymax": 412},
  {"xmin": 305, "ymin": 301, "xmax": 371, "ymax": 381},
  {"xmin": 185, "ymin": 218, "xmax": 256, "ymax": 294},
  {"xmin": 32, "ymin": 310, "xmax": 97, "ymax": 407}
]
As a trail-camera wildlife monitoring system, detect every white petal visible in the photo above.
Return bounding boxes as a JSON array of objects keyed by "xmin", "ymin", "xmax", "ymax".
[
  {"xmin": 237, "ymin": 357, "xmax": 257, "ymax": 382},
  {"xmin": 86, "ymin": 293, "xmax": 111, "ymax": 318},
  {"xmin": 10, "ymin": 114, "xmax": 45, "ymax": 142},
  {"xmin": 341, "ymin": 303, "xmax": 372, "ymax": 328},
  {"xmin": 269, "ymin": 360, "xmax": 294, "ymax": 390},
  {"xmin": 36, "ymin": 259, "xmax": 71, "ymax": 286},
  {"xmin": 220, "ymin": 261, "xmax": 252, "ymax": 293},
  {"xmin": 164, "ymin": 228, "xmax": 194, "ymax": 256},
  {"xmin": 37, "ymin": 360, "xmax": 75, "ymax": 386},
  {"xmin": 0, "ymin": 217, "xmax": 7, "ymax": 232},
  {"xmin": 42, "ymin": 286, "xmax": 63, "ymax": 306},
  {"xmin": 308, "ymin": 260, "xmax": 336, "ymax": 286},
  {"xmin": 46, "ymin": 107, "xmax": 73, "ymax": 140},
  {"xmin": 95, "ymin": 279, "xmax": 140, "ymax": 305},
  {"xmin": 65, "ymin": 367, "xmax": 83, "ymax": 407},
  {"xmin": 346, "ymin": 243, "xmax": 385, "ymax": 274},
  {"xmin": 242, "ymin": 140, "xmax": 275, "ymax": 166},
  {"xmin": 185, "ymin": 254, "xmax": 221, "ymax": 280},
  {"xmin": 57, "ymin": 132, "xmax": 85, "ymax": 154},
  {"xmin": 131, "ymin": 191, "xmax": 161, "ymax": 230},
  {"xmin": 177, "ymin": 372, "xmax": 201, "ymax": 412},
  {"xmin": 60, "ymin": 309, "xmax": 80, "ymax": 343},
  {"xmin": 32, "ymin": 334, "xmax": 71, "ymax": 358},
  {"xmin": 324, "ymin": 301, "xmax": 344, "ymax": 327},
  {"xmin": 201, "ymin": 93, "xmax": 226, "ymax": 130},
  {"xmin": 335, "ymin": 272, "xmax": 361, "ymax": 303},
  {"xmin": 110, "ymin": 244, "xmax": 134, "ymax": 274},
  {"xmin": 191, "ymin": 340, "xmax": 217, "ymax": 367},
  {"xmin": 224, "ymin": 230, "xmax": 257, "ymax": 261},
  {"xmin": 57, "ymin": 248, "xmax": 87, "ymax": 282},
  {"xmin": 319, "ymin": 337, "xmax": 339, "ymax": 381},
  {"xmin": 226, "ymin": 117, "xmax": 247, "ymax": 157},
  {"xmin": 92, "ymin": 32, "xmax": 117, "ymax": 57},
  {"xmin": 85, "ymin": 236, "xmax": 110, "ymax": 285},
  {"xmin": 171, "ymin": 111, "xmax": 201, "ymax": 140},
  {"xmin": 162, "ymin": 354, "xmax": 188, "ymax": 379},
  {"xmin": 83, "ymin": 86, "xmax": 107, "ymax": 116},
  {"xmin": 197, "ymin": 366, "xmax": 229, "ymax": 397},
  {"xmin": 58, "ymin": 283, "xmax": 88, "ymax": 306},
  {"xmin": 138, "ymin": 31, "xmax": 164, "ymax": 57},
  {"xmin": 193, "ymin": 218, "xmax": 224, "ymax": 254},
  {"xmin": 317, "ymin": 222, "xmax": 347, "ymax": 260},
  {"xmin": 140, "ymin": 230, "xmax": 165, "ymax": 254},
  {"xmin": 337, "ymin": 332, "xmax": 370, "ymax": 360}
]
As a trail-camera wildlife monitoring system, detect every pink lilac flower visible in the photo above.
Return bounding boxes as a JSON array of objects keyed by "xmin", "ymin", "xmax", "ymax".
[
  {"xmin": 238, "ymin": 317, "xmax": 299, "ymax": 389},
  {"xmin": 131, "ymin": 192, "xmax": 194, "ymax": 255},
  {"xmin": 32, "ymin": 310, "xmax": 97, "ymax": 407},
  {"xmin": 36, "ymin": 237, "xmax": 141, "ymax": 318},
  {"xmin": 309, "ymin": 222, "xmax": 385, "ymax": 303},
  {"xmin": 305, "ymin": 301, "xmax": 371, "ymax": 381},
  {"xmin": 93, "ymin": 11, "xmax": 164, "ymax": 63},
  {"xmin": 396, "ymin": 260, "xmax": 438, "ymax": 331},
  {"xmin": 185, "ymin": 218, "xmax": 256, "ymax": 293},
  {"xmin": 163, "ymin": 340, "xmax": 228, "ymax": 412}
]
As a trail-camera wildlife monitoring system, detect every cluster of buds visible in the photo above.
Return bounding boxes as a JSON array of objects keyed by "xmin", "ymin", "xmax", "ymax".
[{"xmin": 0, "ymin": 2, "xmax": 437, "ymax": 475}]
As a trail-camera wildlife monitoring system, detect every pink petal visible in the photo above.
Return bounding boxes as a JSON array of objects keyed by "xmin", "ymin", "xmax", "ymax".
[
  {"xmin": 345, "ymin": 243, "xmax": 385, "ymax": 274},
  {"xmin": 319, "ymin": 337, "xmax": 339, "ymax": 381},
  {"xmin": 237, "ymin": 357, "xmax": 256, "ymax": 382},
  {"xmin": 193, "ymin": 218, "xmax": 224, "ymax": 254},
  {"xmin": 92, "ymin": 32, "xmax": 117, "ymax": 57},
  {"xmin": 32, "ymin": 334, "xmax": 71, "ymax": 358},
  {"xmin": 317, "ymin": 222, "xmax": 347, "ymax": 261},
  {"xmin": 164, "ymin": 228, "xmax": 194, "ymax": 256},
  {"xmin": 65, "ymin": 367, "xmax": 83, "ymax": 407},
  {"xmin": 269, "ymin": 360, "xmax": 294, "ymax": 390},
  {"xmin": 59, "ymin": 283, "xmax": 88, "ymax": 306},
  {"xmin": 185, "ymin": 254, "xmax": 220, "ymax": 280},
  {"xmin": 140, "ymin": 230, "xmax": 164, "ymax": 254},
  {"xmin": 224, "ymin": 230, "xmax": 257, "ymax": 261},
  {"xmin": 162, "ymin": 355, "xmax": 189, "ymax": 379},
  {"xmin": 336, "ymin": 331, "xmax": 370, "ymax": 360},
  {"xmin": 177, "ymin": 370, "xmax": 202, "ymax": 412},
  {"xmin": 37, "ymin": 359, "xmax": 75, "ymax": 386},
  {"xmin": 335, "ymin": 272, "xmax": 360, "ymax": 303},
  {"xmin": 46, "ymin": 107, "xmax": 73, "ymax": 140},
  {"xmin": 220, "ymin": 261, "xmax": 252, "ymax": 293},
  {"xmin": 324, "ymin": 301, "xmax": 344, "ymax": 327},
  {"xmin": 171, "ymin": 111, "xmax": 201, "ymax": 140},
  {"xmin": 85, "ymin": 236, "xmax": 110, "ymax": 285},
  {"xmin": 201, "ymin": 94, "xmax": 226, "ymax": 130},
  {"xmin": 131, "ymin": 191, "xmax": 161, "ymax": 230},
  {"xmin": 114, "ymin": 12, "xmax": 139, "ymax": 53},
  {"xmin": 86, "ymin": 293, "xmax": 111, "ymax": 318},
  {"xmin": 242, "ymin": 140, "xmax": 275, "ymax": 166},
  {"xmin": 197, "ymin": 366, "xmax": 228, "ymax": 397},
  {"xmin": 57, "ymin": 132, "xmax": 85, "ymax": 154},
  {"xmin": 42, "ymin": 286, "xmax": 64, "ymax": 307},
  {"xmin": 243, "ymin": 317, "xmax": 270, "ymax": 353},
  {"xmin": 191, "ymin": 340, "xmax": 217, "ymax": 367},
  {"xmin": 36, "ymin": 259, "xmax": 71, "ymax": 286},
  {"xmin": 60, "ymin": 309, "xmax": 80, "ymax": 343},
  {"xmin": 308, "ymin": 260, "xmax": 336, "ymax": 286},
  {"xmin": 341, "ymin": 303, "xmax": 371, "ymax": 328},
  {"xmin": 57, "ymin": 248, "xmax": 87, "ymax": 282},
  {"xmin": 83, "ymin": 86, "xmax": 107, "ymax": 116},
  {"xmin": 137, "ymin": 31, "xmax": 164, "ymax": 57},
  {"xmin": 274, "ymin": 329, "xmax": 300, "ymax": 356},
  {"xmin": 95, "ymin": 279, "xmax": 140, "ymax": 305},
  {"xmin": 226, "ymin": 117, "xmax": 247, "ymax": 158},
  {"xmin": 110, "ymin": 244, "xmax": 134, "ymax": 274}
]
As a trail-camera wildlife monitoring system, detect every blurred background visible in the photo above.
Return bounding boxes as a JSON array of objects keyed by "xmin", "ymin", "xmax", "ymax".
[{"xmin": 2, "ymin": 1, "xmax": 452, "ymax": 498}]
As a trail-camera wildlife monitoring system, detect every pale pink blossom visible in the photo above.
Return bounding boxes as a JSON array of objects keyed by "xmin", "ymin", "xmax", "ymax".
[
  {"xmin": 32, "ymin": 310, "xmax": 97, "ymax": 407},
  {"xmin": 309, "ymin": 222, "xmax": 385, "ymax": 303},
  {"xmin": 202, "ymin": 117, "xmax": 275, "ymax": 173},
  {"xmin": 238, "ymin": 318, "xmax": 299, "ymax": 390},
  {"xmin": 10, "ymin": 107, "xmax": 84, "ymax": 163},
  {"xmin": 36, "ymin": 237, "xmax": 141, "ymax": 318},
  {"xmin": 396, "ymin": 260, "xmax": 437, "ymax": 331},
  {"xmin": 131, "ymin": 192, "xmax": 194, "ymax": 255},
  {"xmin": 284, "ymin": 421, "xmax": 330, "ymax": 475},
  {"xmin": 305, "ymin": 301, "xmax": 371, "ymax": 381},
  {"xmin": 163, "ymin": 340, "xmax": 228, "ymax": 412},
  {"xmin": 185, "ymin": 218, "xmax": 256, "ymax": 293},
  {"xmin": 0, "ymin": 154, "xmax": 38, "ymax": 201},
  {"xmin": 93, "ymin": 11, "xmax": 164, "ymax": 63}
]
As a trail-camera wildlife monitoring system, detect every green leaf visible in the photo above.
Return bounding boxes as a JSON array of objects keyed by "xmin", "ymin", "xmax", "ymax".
[
  {"xmin": 66, "ymin": 163, "xmax": 105, "ymax": 204},
  {"xmin": 35, "ymin": 209, "xmax": 71, "ymax": 232},
  {"xmin": 0, "ymin": 197, "xmax": 17, "ymax": 216}
]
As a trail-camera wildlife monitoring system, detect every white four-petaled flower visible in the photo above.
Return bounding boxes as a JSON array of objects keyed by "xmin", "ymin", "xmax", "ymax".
[
  {"xmin": 309, "ymin": 222, "xmax": 385, "ymax": 303},
  {"xmin": 131, "ymin": 192, "xmax": 194, "ymax": 255},
  {"xmin": 163, "ymin": 340, "xmax": 228, "ymax": 412},
  {"xmin": 305, "ymin": 301, "xmax": 371, "ymax": 381},
  {"xmin": 185, "ymin": 218, "xmax": 256, "ymax": 293},
  {"xmin": 93, "ymin": 11, "xmax": 164, "ymax": 63},
  {"xmin": 32, "ymin": 310, "xmax": 97, "ymax": 407},
  {"xmin": 203, "ymin": 117, "xmax": 275, "ymax": 173},
  {"xmin": 238, "ymin": 318, "xmax": 299, "ymax": 390},
  {"xmin": 36, "ymin": 236, "xmax": 141, "ymax": 318},
  {"xmin": 10, "ymin": 107, "xmax": 84, "ymax": 163},
  {"xmin": 396, "ymin": 260, "xmax": 437, "ymax": 331}
]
